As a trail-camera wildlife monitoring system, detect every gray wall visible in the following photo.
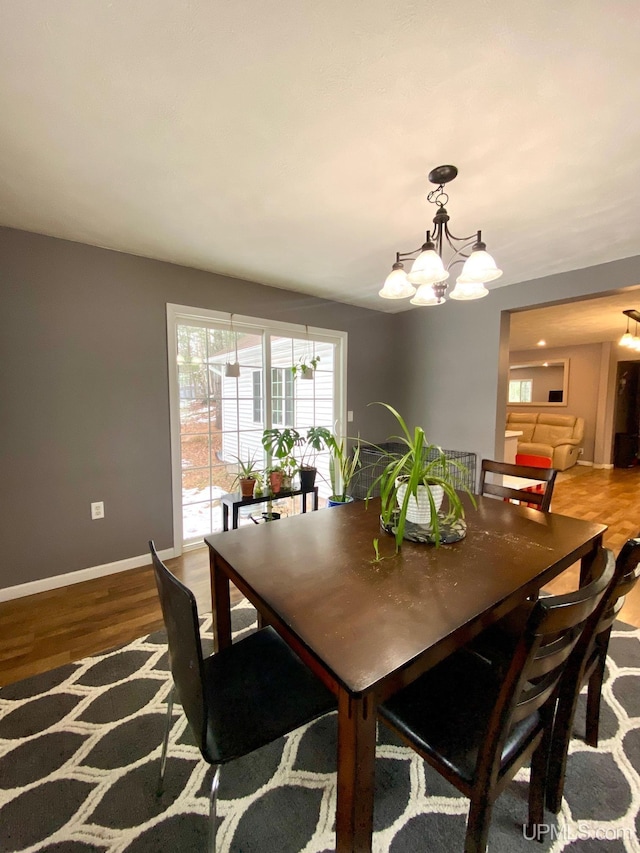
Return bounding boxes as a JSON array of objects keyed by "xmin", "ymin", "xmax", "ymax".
[
  {"xmin": 5, "ymin": 224, "xmax": 640, "ymax": 591},
  {"xmin": 0, "ymin": 227, "xmax": 399, "ymax": 588},
  {"xmin": 397, "ymin": 256, "xmax": 640, "ymax": 476}
]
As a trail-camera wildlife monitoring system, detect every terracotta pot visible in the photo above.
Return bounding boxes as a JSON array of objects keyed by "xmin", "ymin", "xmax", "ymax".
[{"xmin": 239, "ymin": 477, "xmax": 256, "ymax": 499}]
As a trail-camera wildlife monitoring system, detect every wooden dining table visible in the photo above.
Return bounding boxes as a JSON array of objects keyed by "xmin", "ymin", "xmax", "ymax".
[{"xmin": 204, "ymin": 494, "xmax": 606, "ymax": 853}]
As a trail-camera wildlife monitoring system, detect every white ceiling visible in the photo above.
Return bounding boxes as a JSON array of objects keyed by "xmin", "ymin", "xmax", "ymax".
[
  {"xmin": 509, "ymin": 287, "xmax": 640, "ymax": 350},
  {"xmin": 1, "ymin": 2, "xmax": 640, "ymax": 314}
]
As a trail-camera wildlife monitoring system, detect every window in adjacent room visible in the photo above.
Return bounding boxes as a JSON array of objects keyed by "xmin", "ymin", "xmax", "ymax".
[{"xmin": 509, "ymin": 378, "xmax": 533, "ymax": 403}]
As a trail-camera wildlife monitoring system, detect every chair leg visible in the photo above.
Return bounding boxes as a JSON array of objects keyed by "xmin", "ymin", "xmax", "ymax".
[
  {"xmin": 585, "ymin": 649, "xmax": 607, "ymax": 748},
  {"xmin": 546, "ymin": 685, "xmax": 580, "ymax": 815},
  {"xmin": 156, "ymin": 684, "xmax": 175, "ymax": 796},
  {"xmin": 464, "ymin": 795, "xmax": 494, "ymax": 853},
  {"xmin": 208, "ymin": 765, "xmax": 221, "ymax": 853},
  {"xmin": 528, "ymin": 732, "xmax": 550, "ymax": 832}
]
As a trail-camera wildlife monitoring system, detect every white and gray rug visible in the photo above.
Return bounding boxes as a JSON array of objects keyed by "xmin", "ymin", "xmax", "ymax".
[{"xmin": 1, "ymin": 600, "xmax": 640, "ymax": 852}]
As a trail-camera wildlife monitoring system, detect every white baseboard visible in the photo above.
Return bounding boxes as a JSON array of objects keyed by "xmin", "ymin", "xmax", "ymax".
[
  {"xmin": 578, "ymin": 460, "xmax": 614, "ymax": 469},
  {"xmin": 0, "ymin": 547, "xmax": 178, "ymax": 603}
]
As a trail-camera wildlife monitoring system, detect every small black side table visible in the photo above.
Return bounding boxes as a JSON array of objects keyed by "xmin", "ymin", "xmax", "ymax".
[{"xmin": 220, "ymin": 486, "xmax": 319, "ymax": 531}]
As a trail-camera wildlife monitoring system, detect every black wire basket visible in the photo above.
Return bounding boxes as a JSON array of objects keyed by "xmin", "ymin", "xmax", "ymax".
[{"xmin": 350, "ymin": 442, "xmax": 477, "ymax": 500}]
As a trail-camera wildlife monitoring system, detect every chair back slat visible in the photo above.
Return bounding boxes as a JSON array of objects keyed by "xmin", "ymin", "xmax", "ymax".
[
  {"xmin": 593, "ymin": 539, "xmax": 640, "ymax": 637},
  {"xmin": 469, "ymin": 546, "xmax": 613, "ymax": 798},
  {"xmin": 598, "ymin": 598, "xmax": 625, "ymax": 634},
  {"xmin": 526, "ymin": 628, "xmax": 582, "ymax": 681},
  {"xmin": 511, "ymin": 671, "xmax": 560, "ymax": 724},
  {"xmin": 479, "ymin": 459, "xmax": 557, "ymax": 512},
  {"xmin": 480, "ymin": 548, "xmax": 614, "ymax": 763},
  {"xmin": 517, "ymin": 549, "xmax": 614, "ymax": 709},
  {"xmin": 149, "ymin": 540, "xmax": 207, "ymax": 754}
]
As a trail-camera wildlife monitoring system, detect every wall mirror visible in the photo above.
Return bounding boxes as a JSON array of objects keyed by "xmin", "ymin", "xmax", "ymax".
[{"xmin": 508, "ymin": 359, "xmax": 569, "ymax": 406}]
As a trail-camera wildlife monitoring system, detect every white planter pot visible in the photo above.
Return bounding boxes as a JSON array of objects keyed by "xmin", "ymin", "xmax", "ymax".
[{"xmin": 396, "ymin": 481, "xmax": 444, "ymax": 526}]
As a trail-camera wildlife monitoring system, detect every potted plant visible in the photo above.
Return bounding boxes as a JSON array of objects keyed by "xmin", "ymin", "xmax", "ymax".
[
  {"xmin": 266, "ymin": 465, "xmax": 284, "ymax": 495},
  {"xmin": 252, "ymin": 469, "xmax": 266, "ymax": 497},
  {"xmin": 326, "ymin": 435, "xmax": 361, "ymax": 506},
  {"xmin": 299, "ymin": 425, "xmax": 333, "ymax": 490},
  {"xmin": 232, "ymin": 452, "xmax": 261, "ymax": 499},
  {"xmin": 291, "ymin": 354, "xmax": 320, "ymax": 380},
  {"xmin": 262, "ymin": 427, "xmax": 302, "ymax": 490},
  {"xmin": 367, "ymin": 403, "xmax": 475, "ymax": 549},
  {"xmin": 280, "ymin": 455, "xmax": 299, "ymax": 491}
]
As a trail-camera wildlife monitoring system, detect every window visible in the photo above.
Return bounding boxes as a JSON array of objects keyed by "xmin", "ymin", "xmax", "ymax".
[
  {"xmin": 167, "ymin": 305, "xmax": 347, "ymax": 546},
  {"xmin": 271, "ymin": 368, "xmax": 294, "ymax": 426},
  {"xmin": 509, "ymin": 379, "xmax": 532, "ymax": 403},
  {"xmin": 252, "ymin": 370, "xmax": 262, "ymax": 422}
]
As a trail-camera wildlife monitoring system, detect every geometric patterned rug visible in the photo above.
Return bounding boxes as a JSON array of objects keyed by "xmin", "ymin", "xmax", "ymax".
[{"xmin": 1, "ymin": 599, "xmax": 640, "ymax": 852}]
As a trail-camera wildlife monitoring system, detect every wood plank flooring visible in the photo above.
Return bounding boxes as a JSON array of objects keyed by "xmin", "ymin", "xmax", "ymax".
[{"xmin": 2, "ymin": 464, "xmax": 640, "ymax": 688}]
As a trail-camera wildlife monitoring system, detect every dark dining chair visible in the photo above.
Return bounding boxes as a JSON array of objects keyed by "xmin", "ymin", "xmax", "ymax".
[
  {"xmin": 479, "ymin": 458, "xmax": 557, "ymax": 511},
  {"xmin": 148, "ymin": 541, "xmax": 336, "ymax": 853},
  {"xmin": 545, "ymin": 535, "xmax": 640, "ymax": 812},
  {"xmin": 377, "ymin": 547, "xmax": 614, "ymax": 853},
  {"xmin": 514, "ymin": 453, "xmax": 554, "ymax": 508}
]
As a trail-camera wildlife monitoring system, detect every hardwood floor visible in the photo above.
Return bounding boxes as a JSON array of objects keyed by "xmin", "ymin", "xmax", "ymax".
[
  {"xmin": 2, "ymin": 464, "xmax": 640, "ymax": 688},
  {"xmin": 539, "ymin": 464, "xmax": 640, "ymax": 624}
]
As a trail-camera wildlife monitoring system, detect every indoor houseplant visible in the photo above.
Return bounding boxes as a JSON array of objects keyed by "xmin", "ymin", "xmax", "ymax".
[
  {"xmin": 327, "ymin": 434, "xmax": 361, "ymax": 505},
  {"xmin": 367, "ymin": 403, "xmax": 475, "ymax": 548},
  {"xmin": 299, "ymin": 425, "xmax": 333, "ymax": 490},
  {"xmin": 291, "ymin": 354, "xmax": 320, "ymax": 380},
  {"xmin": 232, "ymin": 452, "xmax": 261, "ymax": 498},
  {"xmin": 262, "ymin": 427, "xmax": 302, "ymax": 491}
]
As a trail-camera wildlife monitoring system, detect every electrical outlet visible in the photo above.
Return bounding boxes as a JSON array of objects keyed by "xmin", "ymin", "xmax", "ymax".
[{"xmin": 91, "ymin": 501, "xmax": 105, "ymax": 520}]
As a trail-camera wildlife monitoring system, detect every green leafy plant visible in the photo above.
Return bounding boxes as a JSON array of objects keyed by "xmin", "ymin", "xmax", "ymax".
[
  {"xmin": 252, "ymin": 470, "xmax": 265, "ymax": 496},
  {"xmin": 262, "ymin": 427, "xmax": 304, "ymax": 494},
  {"xmin": 231, "ymin": 451, "xmax": 261, "ymax": 489},
  {"xmin": 327, "ymin": 434, "xmax": 361, "ymax": 502},
  {"xmin": 367, "ymin": 402, "xmax": 476, "ymax": 550},
  {"xmin": 300, "ymin": 425, "xmax": 333, "ymax": 468},
  {"xmin": 370, "ymin": 537, "xmax": 388, "ymax": 564},
  {"xmin": 262, "ymin": 427, "xmax": 302, "ymax": 464},
  {"xmin": 291, "ymin": 355, "xmax": 320, "ymax": 379}
]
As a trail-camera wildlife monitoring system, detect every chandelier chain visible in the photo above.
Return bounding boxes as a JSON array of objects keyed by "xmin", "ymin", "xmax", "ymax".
[{"xmin": 426, "ymin": 184, "xmax": 449, "ymax": 208}]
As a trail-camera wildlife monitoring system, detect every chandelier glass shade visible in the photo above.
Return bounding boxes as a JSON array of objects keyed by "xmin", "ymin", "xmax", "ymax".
[
  {"xmin": 449, "ymin": 280, "xmax": 489, "ymax": 301},
  {"xmin": 379, "ymin": 264, "xmax": 417, "ymax": 299},
  {"xmin": 410, "ymin": 284, "xmax": 442, "ymax": 306},
  {"xmin": 406, "ymin": 243, "xmax": 449, "ymax": 286},
  {"xmin": 619, "ymin": 310, "xmax": 640, "ymax": 350},
  {"xmin": 379, "ymin": 165, "xmax": 502, "ymax": 306}
]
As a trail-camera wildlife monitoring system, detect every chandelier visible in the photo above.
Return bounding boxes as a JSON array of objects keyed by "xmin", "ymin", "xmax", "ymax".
[
  {"xmin": 619, "ymin": 309, "xmax": 640, "ymax": 350},
  {"xmin": 379, "ymin": 165, "xmax": 502, "ymax": 306}
]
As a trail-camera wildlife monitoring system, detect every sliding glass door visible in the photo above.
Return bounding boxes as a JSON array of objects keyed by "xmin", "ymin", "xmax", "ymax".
[{"xmin": 167, "ymin": 305, "xmax": 347, "ymax": 548}]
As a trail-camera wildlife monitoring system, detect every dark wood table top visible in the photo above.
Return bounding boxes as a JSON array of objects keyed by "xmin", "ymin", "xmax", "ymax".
[{"xmin": 205, "ymin": 495, "xmax": 606, "ymax": 697}]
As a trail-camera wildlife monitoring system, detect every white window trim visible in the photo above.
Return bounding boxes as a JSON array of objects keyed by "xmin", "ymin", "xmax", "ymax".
[{"xmin": 166, "ymin": 303, "xmax": 348, "ymax": 553}]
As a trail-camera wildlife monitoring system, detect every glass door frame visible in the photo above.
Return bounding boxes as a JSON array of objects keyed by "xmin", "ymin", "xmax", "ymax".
[{"xmin": 166, "ymin": 303, "xmax": 348, "ymax": 553}]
